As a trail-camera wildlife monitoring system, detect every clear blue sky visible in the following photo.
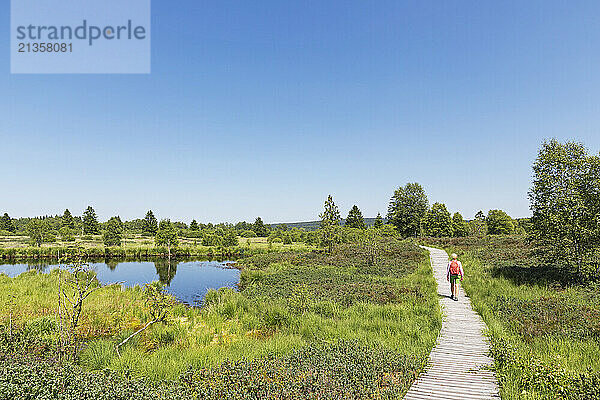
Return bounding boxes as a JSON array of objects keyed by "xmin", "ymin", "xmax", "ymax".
[{"xmin": 2, "ymin": 1, "xmax": 600, "ymax": 223}]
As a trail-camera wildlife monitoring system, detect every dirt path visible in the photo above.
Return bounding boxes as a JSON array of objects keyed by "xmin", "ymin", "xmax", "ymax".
[{"xmin": 403, "ymin": 246, "xmax": 500, "ymax": 399}]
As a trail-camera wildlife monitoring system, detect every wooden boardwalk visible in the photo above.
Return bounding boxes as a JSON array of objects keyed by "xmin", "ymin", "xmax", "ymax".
[{"xmin": 403, "ymin": 246, "xmax": 500, "ymax": 400}]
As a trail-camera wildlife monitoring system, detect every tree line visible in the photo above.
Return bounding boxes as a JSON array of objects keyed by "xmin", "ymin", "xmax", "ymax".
[
  {"xmin": 0, "ymin": 201, "xmax": 386, "ymax": 250},
  {"xmin": 3, "ymin": 138, "xmax": 595, "ymax": 277},
  {"xmin": 0, "ymin": 207, "xmax": 275, "ymax": 249},
  {"xmin": 311, "ymin": 185, "xmax": 525, "ymax": 254},
  {"xmin": 0, "ymin": 195, "xmax": 522, "ymax": 250}
]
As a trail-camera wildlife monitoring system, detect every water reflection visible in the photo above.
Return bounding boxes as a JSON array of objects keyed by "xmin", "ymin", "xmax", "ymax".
[
  {"xmin": 155, "ymin": 260, "xmax": 178, "ymax": 286},
  {"xmin": 0, "ymin": 259, "xmax": 240, "ymax": 305},
  {"xmin": 107, "ymin": 260, "xmax": 119, "ymax": 271}
]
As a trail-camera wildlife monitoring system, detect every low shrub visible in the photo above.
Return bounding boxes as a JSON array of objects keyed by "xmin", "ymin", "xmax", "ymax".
[
  {"xmin": 490, "ymin": 336, "xmax": 600, "ymax": 400},
  {"xmin": 183, "ymin": 231, "xmax": 203, "ymax": 239},
  {"xmin": 186, "ymin": 341, "xmax": 425, "ymax": 399},
  {"xmin": 240, "ymin": 240, "xmax": 425, "ymax": 305},
  {"xmin": 0, "ymin": 354, "xmax": 191, "ymax": 400},
  {"xmin": 0, "ymin": 340, "xmax": 424, "ymax": 400},
  {"xmin": 494, "ymin": 296, "xmax": 600, "ymax": 341}
]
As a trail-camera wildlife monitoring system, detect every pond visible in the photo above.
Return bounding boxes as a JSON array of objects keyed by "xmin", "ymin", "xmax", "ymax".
[{"xmin": 0, "ymin": 260, "xmax": 240, "ymax": 306}]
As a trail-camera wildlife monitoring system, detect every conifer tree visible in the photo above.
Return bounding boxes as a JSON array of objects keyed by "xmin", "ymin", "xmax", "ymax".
[
  {"xmin": 62, "ymin": 209, "xmax": 75, "ymax": 229},
  {"xmin": 320, "ymin": 195, "xmax": 341, "ymax": 227},
  {"xmin": 190, "ymin": 219, "xmax": 199, "ymax": 231},
  {"xmin": 82, "ymin": 206, "xmax": 100, "ymax": 235},
  {"xmin": 319, "ymin": 195, "xmax": 341, "ymax": 253},
  {"xmin": 143, "ymin": 210, "xmax": 158, "ymax": 235},
  {"xmin": 374, "ymin": 213, "xmax": 384, "ymax": 228},
  {"xmin": 471, "ymin": 210, "xmax": 487, "ymax": 236},
  {"xmin": 252, "ymin": 217, "xmax": 268, "ymax": 237},
  {"xmin": 0, "ymin": 213, "xmax": 16, "ymax": 233},
  {"xmin": 345, "ymin": 205, "xmax": 366, "ymax": 229}
]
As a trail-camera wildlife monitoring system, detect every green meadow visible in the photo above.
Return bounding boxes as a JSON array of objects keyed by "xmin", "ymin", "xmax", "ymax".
[
  {"xmin": 0, "ymin": 236, "xmax": 441, "ymax": 399},
  {"xmin": 0, "ymin": 234, "xmax": 312, "ymax": 260}
]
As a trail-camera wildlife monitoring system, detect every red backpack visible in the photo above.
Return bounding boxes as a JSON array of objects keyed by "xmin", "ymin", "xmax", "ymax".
[{"xmin": 449, "ymin": 260, "xmax": 460, "ymax": 275}]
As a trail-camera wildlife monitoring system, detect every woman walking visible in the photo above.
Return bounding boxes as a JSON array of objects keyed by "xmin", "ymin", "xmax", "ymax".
[{"xmin": 447, "ymin": 253, "xmax": 464, "ymax": 301}]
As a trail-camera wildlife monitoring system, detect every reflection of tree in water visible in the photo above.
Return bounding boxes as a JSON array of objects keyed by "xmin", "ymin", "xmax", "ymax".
[
  {"xmin": 154, "ymin": 260, "xmax": 178, "ymax": 286},
  {"xmin": 27, "ymin": 263, "xmax": 51, "ymax": 273},
  {"xmin": 106, "ymin": 260, "xmax": 119, "ymax": 271}
]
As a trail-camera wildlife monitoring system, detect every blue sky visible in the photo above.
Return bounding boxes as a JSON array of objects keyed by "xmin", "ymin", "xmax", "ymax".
[{"xmin": 2, "ymin": 1, "xmax": 600, "ymax": 223}]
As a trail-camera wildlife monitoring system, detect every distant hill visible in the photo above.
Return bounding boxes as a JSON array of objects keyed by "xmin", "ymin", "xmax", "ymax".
[{"xmin": 269, "ymin": 218, "xmax": 383, "ymax": 231}]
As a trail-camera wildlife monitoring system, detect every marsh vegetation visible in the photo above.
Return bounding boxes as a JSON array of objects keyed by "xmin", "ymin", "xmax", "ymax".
[{"xmin": 0, "ymin": 235, "xmax": 440, "ymax": 399}]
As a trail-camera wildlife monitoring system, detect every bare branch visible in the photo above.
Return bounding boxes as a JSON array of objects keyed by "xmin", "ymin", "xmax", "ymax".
[{"xmin": 115, "ymin": 318, "xmax": 162, "ymax": 356}]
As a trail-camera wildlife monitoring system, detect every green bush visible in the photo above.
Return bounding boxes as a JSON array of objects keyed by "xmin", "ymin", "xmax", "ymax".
[
  {"xmin": 493, "ymin": 296, "xmax": 600, "ymax": 341},
  {"xmin": 0, "ymin": 339, "xmax": 424, "ymax": 400},
  {"xmin": 187, "ymin": 341, "xmax": 425, "ymax": 399},
  {"xmin": 184, "ymin": 230, "xmax": 203, "ymax": 239},
  {"xmin": 59, "ymin": 227, "xmax": 75, "ymax": 242},
  {"xmin": 0, "ymin": 354, "xmax": 191, "ymax": 400},
  {"xmin": 379, "ymin": 224, "xmax": 397, "ymax": 237},
  {"xmin": 222, "ymin": 230, "xmax": 239, "ymax": 247},
  {"xmin": 487, "ymin": 209, "xmax": 514, "ymax": 235},
  {"xmin": 202, "ymin": 234, "xmax": 222, "ymax": 247}
]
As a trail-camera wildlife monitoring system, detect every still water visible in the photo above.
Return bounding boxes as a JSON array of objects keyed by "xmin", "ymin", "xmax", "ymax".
[{"xmin": 0, "ymin": 260, "xmax": 240, "ymax": 305}]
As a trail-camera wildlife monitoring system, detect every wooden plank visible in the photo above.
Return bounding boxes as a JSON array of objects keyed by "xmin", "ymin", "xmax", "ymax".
[{"xmin": 403, "ymin": 246, "xmax": 500, "ymax": 399}]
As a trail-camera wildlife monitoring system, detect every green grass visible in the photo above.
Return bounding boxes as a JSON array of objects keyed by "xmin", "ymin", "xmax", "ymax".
[
  {"xmin": 1, "ymin": 237, "xmax": 441, "ymax": 398},
  {"xmin": 424, "ymin": 235, "xmax": 600, "ymax": 400},
  {"xmin": 0, "ymin": 235, "xmax": 313, "ymax": 260},
  {"xmin": 0, "ymin": 234, "xmax": 310, "ymax": 250}
]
